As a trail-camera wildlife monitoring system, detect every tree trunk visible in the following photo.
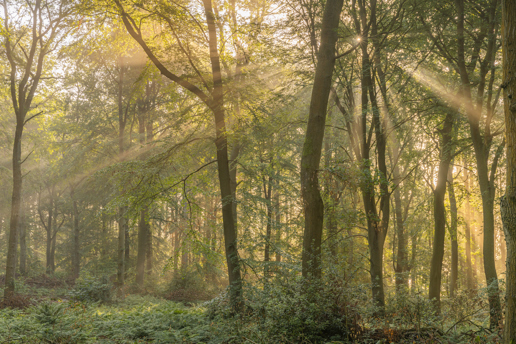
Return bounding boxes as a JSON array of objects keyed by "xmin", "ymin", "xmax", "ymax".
[
  {"xmin": 124, "ymin": 219, "xmax": 130, "ymax": 276},
  {"xmin": 501, "ymin": 0, "xmax": 516, "ymax": 340},
  {"xmin": 117, "ymin": 57, "xmax": 128, "ymax": 292},
  {"xmin": 274, "ymin": 191, "xmax": 282, "ymax": 263},
  {"xmin": 393, "ymin": 147, "xmax": 409, "ymax": 295},
  {"xmin": 411, "ymin": 234, "xmax": 417, "ymax": 294},
  {"xmin": 447, "ymin": 164, "xmax": 458, "ymax": 298},
  {"xmin": 72, "ymin": 199, "xmax": 80, "ymax": 280},
  {"xmin": 263, "ymin": 175, "xmax": 273, "ymax": 278},
  {"xmin": 136, "ymin": 209, "xmax": 148, "ymax": 287},
  {"xmin": 117, "ymin": 208, "xmax": 126, "ymax": 295},
  {"xmin": 4, "ymin": 122, "xmax": 22, "ymax": 298},
  {"xmin": 45, "ymin": 194, "xmax": 54, "ymax": 275},
  {"xmin": 300, "ymin": 0, "xmax": 344, "ymax": 279},
  {"xmin": 428, "ymin": 112, "xmax": 454, "ymax": 312},
  {"xmin": 203, "ymin": 0, "xmax": 243, "ymax": 311},
  {"xmin": 463, "ymin": 164, "xmax": 476, "ymax": 292},
  {"xmin": 136, "ymin": 109, "xmax": 148, "ymax": 287},
  {"xmin": 19, "ymin": 197, "xmax": 27, "ymax": 276},
  {"xmin": 116, "ymin": 0, "xmax": 244, "ymax": 311},
  {"xmin": 455, "ymin": 0, "xmax": 501, "ymax": 326},
  {"xmin": 101, "ymin": 210, "xmax": 107, "ymax": 259},
  {"xmin": 146, "ymin": 223, "xmax": 152, "ymax": 276},
  {"xmin": 482, "ymin": 190, "xmax": 502, "ymax": 326}
]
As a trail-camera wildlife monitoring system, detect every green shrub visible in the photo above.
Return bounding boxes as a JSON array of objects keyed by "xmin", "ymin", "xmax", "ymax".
[
  {"xmin": 166, "ymin": 267, "xmax": 220, "ymax": 302},
  {"xmin": 34, "ymin": 302, "xmax": 88, "ymax": 343},
  {"xmin": 69, "ymin": 275, "xmax": 112, "ymax": 303},
  {"xmin": 207, "ymin": 276, "xmax": 362, "ymax": 343}
]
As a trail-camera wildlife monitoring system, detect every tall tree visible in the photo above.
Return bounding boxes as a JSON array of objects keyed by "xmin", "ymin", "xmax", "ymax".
[
  {"xmin": 113, "ymin": 0, "xmax": 244, "ymax": 310},
  {"xmin": 500, "ymin": 0, "xmax": 516, "ymax": 341},
  {"xmin": 2, "ymin": 0, "xmax": 76, "ymax": 298},
  {"xmin": 428, "ymin": 111, "xmax": 454, "ymax": 311},
  {"xmin": 300, "ymin": 0, "xmax": 344, "ymax": 278},
  {"xmin": 419, "ymin": 0, "xmax": 504, "ymax": 325}
]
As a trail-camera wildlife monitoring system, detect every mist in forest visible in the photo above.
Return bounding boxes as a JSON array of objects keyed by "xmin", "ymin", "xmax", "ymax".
[{"xmin": 0, "ymin": 0, "xmax": 515, "ymax": 343}]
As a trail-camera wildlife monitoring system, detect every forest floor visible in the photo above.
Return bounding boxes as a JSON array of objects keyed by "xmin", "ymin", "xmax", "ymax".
[{"xmin": 0, "ymin": 274, "xmax": 504, "ymax": 343}]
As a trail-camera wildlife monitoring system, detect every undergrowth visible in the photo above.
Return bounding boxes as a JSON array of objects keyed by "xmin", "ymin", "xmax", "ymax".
[{"xmin": 0, "ymin": 273, "xmax": 504, "ymax": 343}]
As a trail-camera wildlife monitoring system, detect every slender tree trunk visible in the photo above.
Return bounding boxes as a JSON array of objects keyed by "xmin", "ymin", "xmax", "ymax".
[
  {"xmin": 72, "ymin": 199, "xmax": 80, "ymax": 280},
  {"xmin": 263, "ymin": 175, "xmax": 273, "ymax": 278},
  {"xmin": 428, "ymin": 112, "xmax": 454, "ymax": 312},
  {"xmin": 45, "ymin": 195, "xmax": 54, "ymax": 275},
  {"xmin": 203, "ymin": 0, "xmax": 243, "ymax": 311},
  {"xmin": 19, "ymin": 197, "xmax": 26, "ymax": 276},
  {"xmin": 273, "ymin": 190, "xmax": 281, "ymax": 263},
  {"xmin": 455, "ymin": 0, "xmax": 501, "ymax": 326},
  {"xmin": 464, "ymin": 164, "xmax": 476, "ymax": 292},
  {"xmin": 300, "ymin": 0, "xmax": 344, "ymax": 279},
  {"xmin": 101, "ymin": 210, "xmax": 107, "ymax": 259},
  {"xmin": 393, "ymin": 147, "xmax": 409, "ymax": 295},
  {"xmin": 116, "ymin": 0, "xmax": 244, "ymax": 311},
  {"xmin": 117, "ymin": 57, "xmax": 127, "ymax": 293},
  {"xmin": 482, "ymin": 190, "xmax": 502, "ymax": 326},
  {"xmin": 117, "ymin": 208, "xmax": 126, "ymax": 295},
  {"xmin": 124, "ymin": 224, "xmax": 130, "ymax": 276},
  {"xmin": 411, "ymin": 234, "xmax": 417, "ymax": 294},
  {"xmin": 501, "ymin": 0, "xmax": 516, "ymax": 340},
  {"xmin": 136, "ymin": 110, "xmax": 148, "ymax": 287},
  {"xmin": 146, "ymin": 223, "xmax": 152, "ymax": 275},
  {"xmin": 4, "ymin": 122, "xmax": 22, "ymax": 298},
  {"xmin": 229, "ymin": 144, "xmax": 240, "ymax": 226},
  {"xmin": 447, "ymin": 164, "xmax": 458, "ymax": 298},
  {"xmin": 136, "ymin": 209, "xmax": 148, "ymax": 287}
]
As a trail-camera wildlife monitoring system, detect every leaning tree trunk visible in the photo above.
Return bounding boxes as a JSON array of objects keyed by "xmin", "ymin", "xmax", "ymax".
[
  {"xmin": 300, "ymin": 0, "xmax": 344, "ymax": 279},
  {"xmin": 501, "ymin": 0, "xmax": 516, "ymax": 341}
]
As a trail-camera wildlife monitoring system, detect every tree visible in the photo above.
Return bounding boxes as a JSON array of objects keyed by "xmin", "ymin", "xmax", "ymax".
[
  {"xmin": 113, "ymin": 0, "xmax": 244, "ymax": 310},
  {"xmin": 2, "ymin": 0, "xmax": 78, "ymax": 298},
  {"xmin": 300, "ymin": 0, "xmax": 344, "ymax": 278},
  {"xmin": 500, "ymin": 0, "xmax": 516, "ymax": 341},
  {"xmin": 418, "ymin": 0, "xmax": 504, "ymax": 325}
]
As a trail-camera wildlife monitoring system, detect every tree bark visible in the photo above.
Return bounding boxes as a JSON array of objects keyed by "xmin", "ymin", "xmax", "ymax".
[
  {"xmin": 501, "ymin": 0, "xmax": 516, "ymax": 340},
  {"xmin": 300, "ymin": 0, "xmax": 344, "ymax": 279}
]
